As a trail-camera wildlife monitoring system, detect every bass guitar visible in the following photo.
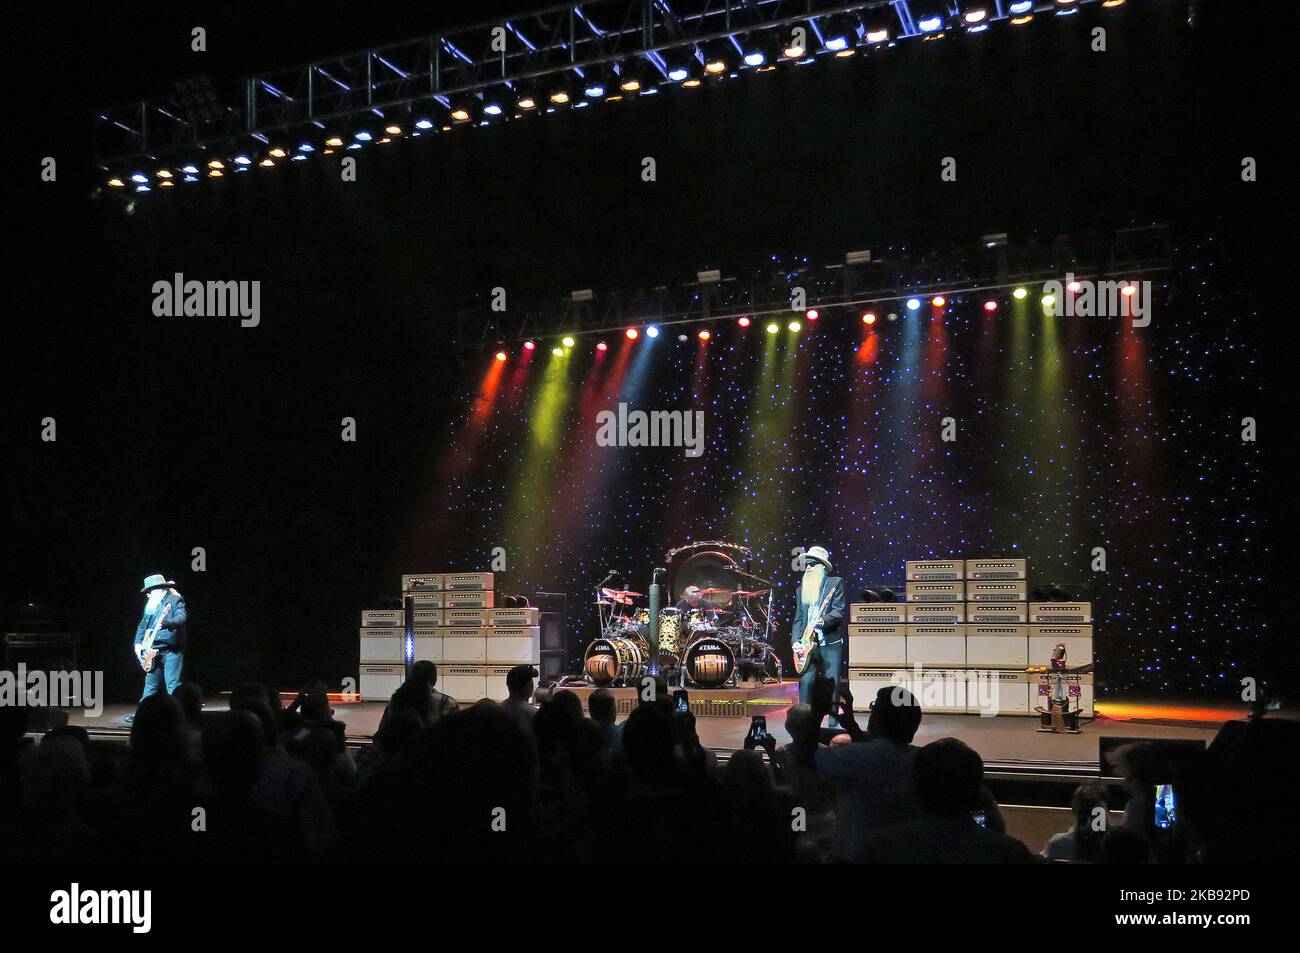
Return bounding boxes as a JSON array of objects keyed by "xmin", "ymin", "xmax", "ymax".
[
  {"xmin": 792, "ymin": 586, "xmax": 836, "ymax": 676},
  {"xmin": 136, "ymin": 601, "xmax": 172, "ymax": 673}
]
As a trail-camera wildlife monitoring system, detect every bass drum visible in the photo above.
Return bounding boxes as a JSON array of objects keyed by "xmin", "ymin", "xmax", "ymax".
[
  {"xmin": 584, "ymin": 635, "xmax": 649, "ymax": 686},
  {"xmin": 683, "ymin": 636, "xmax": 736, "ymax": 688}
]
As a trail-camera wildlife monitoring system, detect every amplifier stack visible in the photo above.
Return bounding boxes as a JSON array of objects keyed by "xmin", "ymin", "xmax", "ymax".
[
  {"xmin": 848, "ymin": 558, "xmax": 1094, "ymax": 717},
  {"xmin": 358, "ymin": 571, "xmax": 541, "ymax": 703}
]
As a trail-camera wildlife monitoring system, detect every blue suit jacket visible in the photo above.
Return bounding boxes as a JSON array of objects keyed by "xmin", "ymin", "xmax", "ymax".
[
  {"xmin": 792, "ymin": 576, "xmax": 846, "ymax": 647},
  {"xmin": 135, "ymin": 589, "xmax": 188, "ymax": 650}
]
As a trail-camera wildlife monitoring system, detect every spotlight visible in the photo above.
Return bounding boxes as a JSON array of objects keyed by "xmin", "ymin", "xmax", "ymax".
[
  {"xmin": 156, "ymin": 168, "xmax": 173, "ymax": 178},
  {"xmin": 549, "ymin": 78, "xmax": 572, "ymax": 104},
  {"xmin": 626, "ymin": 328, "xmax": 640, "ymax": 340},
  {"xmin": 783, "ymin": 26, "xmax": 807, "ymax": 59},
  {"xmin": 230, "ymin": 154, "xmax": 252, "ymax": 166},
  {"xmin": 552, "ymin": 347, "xmax": 564, "ymax": 356},
  {"xmin": 258, "ymin": 158, "xmax": 275, "ymax": 167},
  {"xmin": 1122, "ymin": 283, "xmax": 1137, "ymax": 297},
  {"xmin": 913, "ymin": 3, "xmax": 948, "ymax": 33},
  {"xmin": 180, "ymin": 164, "xmax": 200, "ymax": 174},
  {"xmin": 414, "ymin": 118, "xmax": 435, "ymax": 130},
  {"xmin": 983, "ymin": 300, "xmax": 998, "ymax": 312},
  {"xmin": 1008, "ymin": 0, "xmax": 1034, "ymax": 12},
  {"xmin": 562, "ymin": 336, "xmax": 576, "ymax": 348},
  {"xmin": 584, "ymin": 67, "xmax": 611, "ymax": 98},
  {"xmin": 766, "ymin": 322, "xmax": 780, "ymax": 334},
  {"xmin": 698, "ymin": 329, "xmax": 711, "ymax": 341},
  {"xmin": 208, "ymin": 168, "xmax": 224, "ymax": 177},
  {"xmin": 354, "ymin": 130, "xmax": 373, "ymax": 142},
  {"xmin": 495, "ymin": 351, "xmax": 508, "ymax": 362},
  {"xmin": 1055, "ymin": 0, "xmax": 1080, "ymax": 15},
  {"xmin": 1102, "ymin": 0, "xmax": 1126, "ymax": 6},
  {"xmin": 618, "ymin": 60, "xmax": 649, "ymax": 92},
  {"xmin": 159, "ymin": 180, "xmax": 174, "ymax": 188},
  {"xmin": 739, "ymin": 34, "xmax": 767, "ymax": 68},
  {"xmin": 932, "ymin": 296, "xmax": 946, "ymax": 307},
  {"xmin": 130, "ymin": 173, "xmax": 149, "ymax": 183},
  {"xmin": 678, "ymin": 334, "xmax": 689, "ymax": 342},
  {"xmin": 1041, "ymin": 294, "xmax": 1056, "ymax": 308},
  {"xmin": 596, "ymin": 341, "xmax": 608, "ymax": 352},
  {"xmin": 1067, "ymin": 280, "xmax": 1082, "ymax": 293},
  {"xmin": 516, "ymin": 85, "xmax": 538, "ymax": 110},
  {"xmin": 268, "ymin": 146, "xmax": 288, "ymax": 158},
  {"xmin": 863, "ymin": 10, "xmax": 893, "ymax": 44},
  {"xmin": 738, "ymin": 316, "xmax": 751, "ymax": 327},
  {"xmin": 788, "ymin": 321, "xmax": 802, "ymax": 332},
  {"xmin": 523, "ymin": 340, "xmax": 536, "ymax": 351},
  {"xmin": 324, "ymin": 136, "xmax": 344, "ymax": 147},
  {"xmin": 482, "ymin": 98, "xmax": 504, "ymax": 117},
  {"xmin": 1013, "ymin": 287, "xmax": 1028, "ymax": 300},
  {"xmin": 962, "ymin": 4, "xmax": 990, "ymax": 27},
  {"xmin": 862, "ymin": 312, "xmax": 877, "ymax": 325},
  {"xmin": 806, "ymin": 309, "xmax": 819, "ymax": 321},
  {"xmin": 450, "ymin": 99, "xmax": 472, "ymax": 122},
  {"xmin": 384, "ymin": 124, "xmax": 402, "ymax": 136},
  {"xmin": 665, "ymin": 53, "xmax": 702, "ymax": 86},
  {"xmin": 822, "ymin": 14, "xmax": 859, "ymax": 52},
  {"xmin": 107, "ymin": 177, "xmax": 125, "ymax": 188},
  {"xmin": 645, "ymin": 325, "xmax": 660, "ymax": 338},
  {"xmin": 703, "ymin": 41, "xmax": 733, "ymax": 75},
  {"xmin": 906, "ymin": 297, "xmax": 922, "ymax": 311}
]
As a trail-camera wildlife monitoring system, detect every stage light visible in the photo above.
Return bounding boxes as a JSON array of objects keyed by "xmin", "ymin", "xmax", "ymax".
[
  {"xmin": 414, "ymin": 118, "xmax": 434, "ymax": 130},
  {"xmin": 1055, "ymin": 0, "xmax": 1080, "ymax": 14},
  {"xmin": 135, "ymin": 184, "xmax": 151, "ymax": 192},
  {"xmin": 962, "ymin": 4, "xmax": 989, "ymax": 26},
  {"xmin": 208, "ymin": 168, "xmax": 223, "ymax": 177},
  {"xmin": 646, "ymin": 325, "xmax": 660, "ymax": 338},
  {"xmin": 1122, "ymin": 283, "xmax": 1137, "ymax": 296},
  {"xmin": 450, "ymin": 101, "xmax": 472, "ymax": 122},
  {"xmin": 906, "ymin": 297, "xmax": 922, "ymax": 311},
  {"xmin": 862, "ymin": 312, "xmax": 877, "ymax": 325},
  {"xmin": 324, "ymin": 136, "xmax": 344, "ymax": 147},
  {"xmin": 932, "ymin": 295, "xmax": 946, "ymax": 307},
  {"xmin": 619, "ymin": 60, "xmax": 649, "ymax": 92},
  {"xmin": 268, "ymin": 145, "xmax": 289, "ymax": 158},
  {"xmin": 788, "ymin": 320, "xmax": 802, "ymax": 332},
  {"xmin": 703, "ymin": 41, "xmax": 733, "ymax": 75},
  {"xmin": 159, "ymin": 180, "xmax": 174, "ymax": 188},
  {"xmin": 1013, "ymin": 287, "xmax": 1028, "ymax": 299},
  {"xmin": 626, "ymin": 328, "xmax": 639, "ymax": 340},
  {"xmin": 207, "ymin": 158, "xmax": 225, "ymax": 169},
  {"xmin": 552, "ymin": 347, "xmax": 564, "ymax": 356},
  {"xmin": 822, "ymin": 14, "xmax": 859, "ymax": 52},
  {"xmin": 665, "ymin": 52, "xmax": 702, "ymax": 86},
  {"xmin": 181, "ymin": 164, "xmax": 200, "ymax": 174},
  {"xmin": 739, "ymin": 34, "xmax": 767, "ymax": 68},
  {"xmin": 1041, "ymin": 294, "xmax": 1056, "ymax": 308},
  {"xmin": 783, "ymin": 29, "xmax": 806, "ymax": 59},
  {"xmin": 738, "ymin": 316, "xmax": 751, "ymax": 327},
  {"xmin": 107, "ymin": 177, "xmax": 125, "ymax": 188},
  {"xmin": 354, "ymin": 130, "xmax": 373, "ymax": 142},
  {"xmin": 482, "ymin": 99, "xmax": 504, "ymax": 116},
  {"xmin": 983, "ymin": 300, "xmax": 998, "ymax": 312},
  {"xmin": 806, "ymin": 309, "xmax": 819, "ymax": 321},
  {"xmin": 1102, "ymin": 0, "xmax": 1126, "ymax": 6},
  {"xmin": 698, "ymin": 329, "xmax": 711, "ymax": 341},
  {"xmin": 130, "ymin": 173, "xmax": 149, "ymax": 183},
  {"xmin": 1008, "ymin": 0, "xmax": 1034, "ymax": 12},
  {"xmin": 1067, "ymin": 280, "xmax": 1082, "ymax": 293},
  {"xmin": 766, "ymin": 322, "xmax": 780, "ymax": 334},
  {"xmin": 495, "ymin": 351, "xmax": 508, "ymax": 362},
  {"xmin": 583, "ymin": 67, "xmax": 612, "ymax": 98},
  {"xmin": 156, "ymin": 168, "xmax": 173, "ymax": 178},
  {"xmin": 596, "ymin": 341, "xmax": 608, "ymax": 352},
  {"xmin": 385, "ymin": 124, "xmax": 402, "ymax": 136},
  {"xmin": 516, "ymin": 84, "xmax": 538, "ymax": 110},
  {"xmin": 230, "ymin": 155, "xmax": 251, "ymax": 167},
  {"xmin": 562, "ymin": 336, "xmax": 576, "ymax": 348},
  {"xmin": 915, "ymin": 3, "xmax": 947, "ymax": 34},
  {"xmin": 258, "ymin": 158, "xmax": 275, "ymax": 167},
  {"xmin": 549, "ymin": 79, "xmax": 572, "ymax": 104},
  {"xmin": 677, "ymin": 334, "xmax": 688, "ymax": 342},
  {"xmin": 523, "ymin": 340, "xmax": 536, "ymax": 351}
]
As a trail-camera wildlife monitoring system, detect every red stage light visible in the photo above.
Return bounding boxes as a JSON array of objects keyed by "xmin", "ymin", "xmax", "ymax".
[
  {"xmin": 1067, "ymin": 280, "xmax": 1082, "ymax": 293},
  {"xmin": 626, "ymin": 328, "xmax": 639, "ymax": 339},
  {"xmin": 738, "ymin": 316, "xmax": 751, "ymax": 327},
  {"xmin": 932, "ymin": 295, "xmax": 946, "ymax": 307},
  {"xmin": 806, "ymin": 309, "xmax": 819, "ymax": 321},
  {"xmin": 862, "ymin": 312, "xmax": 877, "ymax": 325},
  {"xmin": 523, "ymin": 340, "xmax": 536, "ymax": 351},
  {"xmin": 698, "ymin": 329, "xmax": 711, "ymax": 341},
  {"xmin": 495, "ymin": 351, "xmax": 507, "ymax": 362},
  {"xmin": 1121, "ymin": 283, "xmax": 1137, "ymax": 296},
  {"xmin": 983, "ymin": 300, "xmax": 998, "ymax": 312},
  {"xmin": 596, "ymin": 341, "xmax": 608, "ymax": 352}
]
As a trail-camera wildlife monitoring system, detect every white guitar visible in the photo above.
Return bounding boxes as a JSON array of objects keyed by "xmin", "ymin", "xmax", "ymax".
[{"xmin": 135, "ymin": 601, "xmax": 172, "ymax": 673}]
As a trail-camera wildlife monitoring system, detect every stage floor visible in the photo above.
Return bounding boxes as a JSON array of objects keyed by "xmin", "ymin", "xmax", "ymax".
[{"xmin": 69, "ymin": 690, "xmax": 1251, "ymax": 773}]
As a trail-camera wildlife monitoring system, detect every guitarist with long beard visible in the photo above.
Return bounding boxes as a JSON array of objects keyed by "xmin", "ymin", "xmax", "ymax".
[
  {"xmin": 123, "ymin": 573, "xmax": 189, "ymax": 726},
  {"xmin": 791, "ymin": 546, "xmax": 846, "ymax": 727}
]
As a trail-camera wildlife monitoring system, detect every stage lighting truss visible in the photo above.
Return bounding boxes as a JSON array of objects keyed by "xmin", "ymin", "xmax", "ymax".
[
  {"xmin": 94, "ymin": 0, "xmax": 1137, "ymax": 185},
  {"xmin": 458, "ymin": 224, "xmax": 1171, "ymax": 351}
]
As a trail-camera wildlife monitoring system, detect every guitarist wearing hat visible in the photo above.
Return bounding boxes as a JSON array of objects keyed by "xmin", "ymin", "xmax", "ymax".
[
  {"xmin": 124, "ymin": 573, "xmax": 189, "ymax": 725},
  {"xmin": 791, "ymin": 546, "xmax": 845, "ymax": 724}
]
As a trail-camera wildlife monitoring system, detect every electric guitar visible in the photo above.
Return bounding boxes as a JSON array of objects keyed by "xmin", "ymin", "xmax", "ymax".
[
  {"xmin": 792, "ymin": 586, "xmax": 836, "ymax": 676},
  {"xmin": 136, "ymin": 601, "xmax": 172, "ymax": 673}
]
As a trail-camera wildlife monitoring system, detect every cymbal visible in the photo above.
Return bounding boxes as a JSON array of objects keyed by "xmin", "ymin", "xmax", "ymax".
[
  {"xmin": 599, "ymin": 587, "xmax": 643, "ymax": 604},
  {"xmin": 734, "ymin": 588, "xmax": 771, "ymax": 597},
  {"xmin": 697, "ymin": 587, "xmax": 739, "ymax": 596}
]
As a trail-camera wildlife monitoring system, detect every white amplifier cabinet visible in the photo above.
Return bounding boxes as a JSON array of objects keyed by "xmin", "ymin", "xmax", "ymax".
[
  {"xmin": 1029, "ymin": 625, "xmax": 1093, "ymax": 668},
  {"xmin": 906, "ymin": 581, "xmax": 965, "ymax": 602},
  {"xmin": 405, "ymin": 591, "xmax": 444, "ymax": 608},
  {"xmin": 402, "ymin": 573, "xmax": 444, "ymax": 592},
  {"xmin": 411, "ymin": 608, "xmax": 444, "ymax": 627},
  {"xmin": 491, "ymin": 607, "xmax": 541, "ymax": 626},
  {"xmin": 965, "ymin": 558, "xmax": 1027, "ymax": 580},
  {"xmin": 848, "ymin": 624, "xmax": 907, "ymax": 667},
  {"xmin": 445, "ymin": 590, "xmax": 495, "ymax": 609},
  {"xmin": 361, "ymin": 609, "xmax": 404, "ymax": 627},
  {"xmin": 905, "ymin": 559, "xmax": 965, "ymax": 581},
  {"xmin": 442, "ymin": 627, "xmax": 488, "ymax": 663},
  {"xmin": 441, "ymin": 665, "xmax": 486, "ymax": 703},
  {"xmin": 906, "ymin": 625, "xmax": 967, "ymax": 667},
  {"xmin": 905, "ymin": 603, "xmax": 964, "ymax": 624},
  {"xmin": 444, "ymin": 607, "xmax": 490, "ymax": 626},
  {"xmin": 967, "ymin": 602, "xmax": 1028, "ymax": 623},
  {"xmin": 359, "ymin": 627, "xmax": 404, "ymax": 663},
  {"xmin": 485, "ymin": 626, "xmax": 541, "ymax": 664},
  {"xmin": 848, "ymin": 667, "xmax": 912, "ymax": 712},
  {"xmin": 484, "ymin": 665, "xmax": 516, "ymax": 704},
  {"xmin": 1029, "ymin": 602, "xmax": 1093, "ymax": 624},
  {"xmin": 445, "ymin": 572, "xmax": 494, "ymax": 591},
  {"xmin": 911, "ymin": 668, "xmax": 967, "ymax": 713},
  {"xmin": 360, "ymin": 664, "xmax": 404, "ymax": 702},
  {"xmin": 966, "ymin": 624, "xmax": 1029, "ymax": 668},
  {"xmin": 969, "ymin": 670, "xmax": 1030, "ymax": 715},
  {"xmin": 412, "ymin": 634, "xmax": 443, "ymax": 663},
  {"xmin": 966, "ymin": 580, "xmax": 1028, "ymax": 602},
  {"xmin": 849, "ymin": 603, "xmax": 907, "ymax": 624}
]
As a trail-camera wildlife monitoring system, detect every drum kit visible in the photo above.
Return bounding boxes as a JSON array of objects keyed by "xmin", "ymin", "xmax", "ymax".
[{"xmin": 582, "ymin": 541, "xmax": 784, "ymax": 689}]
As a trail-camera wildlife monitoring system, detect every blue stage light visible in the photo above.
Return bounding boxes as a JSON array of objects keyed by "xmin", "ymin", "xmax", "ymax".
[
  {"xmin": 918, "ymin": 15, "xmax": 944, "ymax": 32},
  {"xmin": 666, "ymin": 67, "xmax": 689, "ymax": 82},
  {"xmin": 233, "ymin": 154, "xmax": 252, "ymax": 165},
  {"xmin": 414, "ymin": 118, "xmax": 434, "ymax": 130},
  {"xmin": 824, "ymin": 35, "xmax": 849, "ymax": 52},
  {"xmin": 646, "ymin": 325, "xmax": 660, "ymax": 338},
  {"xmin": 354, "ymin": 130, "xmax": 372, "ymax": 141},
  {"xmin": 130, "ymin": 173, "xmax": 148, "ymax": 183},
  {"xmin": 743, "ymin": 50, "xmax": 766, "ymax": 67},
  {"xmin": 906, "ymin": 297, "xmax": 922, "ymax": 311},
  {"xmin": 1008, "ymin": 0, "xmax": 1033, "ymax": 12},
  {"xmin": 483, "ymin": 102, "xmax": 503, "ymax": 116}
]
